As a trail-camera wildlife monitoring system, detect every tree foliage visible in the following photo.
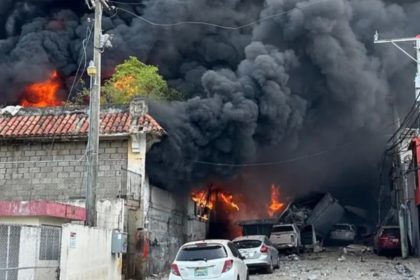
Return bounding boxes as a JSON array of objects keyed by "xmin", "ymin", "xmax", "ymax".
[{"xmin": 103, "ymin": 56, "xmax": 181, "ymax": 104}]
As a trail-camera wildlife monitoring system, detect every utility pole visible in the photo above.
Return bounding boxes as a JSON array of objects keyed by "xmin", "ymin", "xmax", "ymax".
[
  {"xmin": 85, "ymin": 0, "xmax": 111, "ymax": 227},
  {"xmin": 374, "ymin": 33, "xmax": 420, "ymax": 258},
  {"xmin": 374, "ymin": 32, "xmax": 420, "ymax": 103}
]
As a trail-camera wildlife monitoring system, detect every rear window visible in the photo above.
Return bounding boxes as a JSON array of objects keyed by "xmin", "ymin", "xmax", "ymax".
[
  {"xmin": 332, "ymin": 225, "xmax": 351, "ymax": 230},
  {"xmin": 272, "ymin": 226, "xmax": 294, "ymax": 232},
  {"xmin": 382, "ymin": 228, "xmax": 400, "ymax": 236},
  {"xmin": 176, "ymin": 245, "xmax": 227, "ymax": 261},
  {"xmin": 234, "ymin": 240, "xmax": 262, "ymax": 249}
]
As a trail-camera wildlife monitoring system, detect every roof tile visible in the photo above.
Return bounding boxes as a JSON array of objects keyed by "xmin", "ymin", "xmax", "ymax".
[{"xmin": 0, "ymin": 106, "xmax": 164, "ymax": 139}]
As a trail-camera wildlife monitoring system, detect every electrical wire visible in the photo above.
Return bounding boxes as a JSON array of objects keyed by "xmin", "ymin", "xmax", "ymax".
[
  {"xmin": 386, "ymin": 92, "xmax": 420, "ymax": 144},
  {"xmin": 114, "ymin": 0, "xmax": 329, "ymax": 30},
  {"xmin": 108, "ymin": 0, "xmax": 142, "ymax": 4},
  {"xmin": 193, "ymin": 149, "xmax": 333, "ymax": 167},
  {"xmin": 67, "ymin": 22, "xmax": 94, "ymax": 102}
]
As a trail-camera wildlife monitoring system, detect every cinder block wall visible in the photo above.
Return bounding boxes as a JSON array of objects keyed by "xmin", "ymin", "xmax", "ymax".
[{"xmin": 0, "ymin": 140, "xmax": 128, "ymax": 201}]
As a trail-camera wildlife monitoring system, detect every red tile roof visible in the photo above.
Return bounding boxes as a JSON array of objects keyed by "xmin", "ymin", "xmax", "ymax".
[{"xmin": 0, "ymin": 105, "xmax": 164, "ymax": 139}]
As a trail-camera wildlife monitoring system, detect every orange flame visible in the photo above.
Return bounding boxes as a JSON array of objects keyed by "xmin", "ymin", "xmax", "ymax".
[
  {"xmin": 20, "ymin": 71, "xmax": 63, "ymax": 107},
  {"xmin": 191, "ymin": 189, "xmax": 240, "ymax": 220},
  {"xmin": 219, "ymin": 193, "xmax": 240, "ymax": 211},
  {"xmin": 268, "ymin": 184, "xmax": 284, "ymax": 217}
]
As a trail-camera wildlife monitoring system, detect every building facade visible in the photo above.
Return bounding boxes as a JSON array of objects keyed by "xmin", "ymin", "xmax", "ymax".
[{"xmin": 0, "ymin": 100, "xmax": 206, "ymax": 279}]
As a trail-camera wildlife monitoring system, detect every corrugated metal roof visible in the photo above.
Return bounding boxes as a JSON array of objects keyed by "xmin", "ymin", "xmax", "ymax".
[{"xmin": 0, "ymin": 106, "xmax": 164, "ymax": 139}]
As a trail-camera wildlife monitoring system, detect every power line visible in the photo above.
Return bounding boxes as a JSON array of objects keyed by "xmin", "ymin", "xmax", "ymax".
[
  {"xmin": 114, "ymin": 0, "xmax": 329, "ymax": 30},
  {"xmin": 67, "ymin": 22, "xmax": 94, "ymax": 101},
  {"xmin": 108, "ymin": 0, "xmax": 142, "ymax": 4},
  {"xmin": 193, "ymin": 150, "xmax": 333, "ymax": 167},
  {"xmin": 386, "ymin": 92, "xmax": 420, "ymax": 144}
]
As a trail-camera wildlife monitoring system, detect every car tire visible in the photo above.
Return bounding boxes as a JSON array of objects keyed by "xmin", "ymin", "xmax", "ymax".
[
  {"xmin": 275, "ymin": 256, "xmax": 280, "ymax": 269},
  {"xmin": 266, "ymin": 261, "xmax": 274, "ymax": 274}
]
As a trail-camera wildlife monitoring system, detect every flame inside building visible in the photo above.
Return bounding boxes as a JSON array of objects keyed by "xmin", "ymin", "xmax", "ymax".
[
  {"xmin": 192, "ymin": 184, "xmax": 286, "ymax": 239},
  {"xmin": 19, "ymin": 71, "xmax": 63, "ymax": 108}
]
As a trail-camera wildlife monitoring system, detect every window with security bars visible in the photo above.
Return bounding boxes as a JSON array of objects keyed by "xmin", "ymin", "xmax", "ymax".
[
  {"xmin": 39, "ymin": 226, "xmax": 61, "ymax": 261},
  {"xmin": 0, "ymin": 225, "xmax": 21, "ymax": 280}
]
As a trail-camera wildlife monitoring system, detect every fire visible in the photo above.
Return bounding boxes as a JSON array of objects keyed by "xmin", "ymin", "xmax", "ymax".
[
  {"xmin": 268, "ymin": 184, "xmax": 285, "ymax": 217},
  {"xmin": 191, "ymin": 188, "xmax": 240, "ymax": 220},
  {"xmin": 19, "ymin": 71, "xmax": 63, "ymax": 107},
  {"xmin": 219, "ymin": 193, "xmax": 240, "ymax": 211}
]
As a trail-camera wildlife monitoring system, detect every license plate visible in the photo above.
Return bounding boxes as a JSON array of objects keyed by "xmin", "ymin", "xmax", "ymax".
[
  {"xmin": 194, "ymin": 267, "xmax": 208, "ymax": 277},
  {"xmin": 392, "ymin": 239, "xmax": 399, "ymax": 242}
]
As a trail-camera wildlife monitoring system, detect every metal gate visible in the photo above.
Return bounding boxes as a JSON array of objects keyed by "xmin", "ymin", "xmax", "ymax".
[
  {"xmin": 0, "ymin": 224, "xmax": 61, "ymax": 280},
  {"xmin": 0, "ymin": 225, "xmax": 21, "ymax": 280}
]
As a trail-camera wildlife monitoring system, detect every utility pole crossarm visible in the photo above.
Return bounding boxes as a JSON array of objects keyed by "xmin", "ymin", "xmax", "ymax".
[
  {"xmin": 374, "ymin": 33, "xmax": 420, "ymax": 63},
  {"xmin": 374, "ymin": 37, "xmax": 419, "ymax": 44}
]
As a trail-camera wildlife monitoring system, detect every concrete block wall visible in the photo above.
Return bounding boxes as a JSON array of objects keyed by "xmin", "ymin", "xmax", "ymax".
[{"xmin": 0, "ymin": 140, "xmax": 128, "ymax": 201}]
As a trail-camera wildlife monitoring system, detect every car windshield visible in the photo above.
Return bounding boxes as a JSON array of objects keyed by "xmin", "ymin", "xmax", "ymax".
[
  {"xmin": 272, "ymin": 226, "xmax": 294, "ymax": 232},
  {"xmin": 382, "ymin": 228, "xmax": 400, "ymax": 236},
  {"xmin": 176, "ymin": 244, "xmax": 227, "ymax": 261},
  {"xmin": 234, "ymin": 240, "xmax": 262, "ymax": 249},
  {"xmin": 333, "ymin": 225, "xmax": 351, "ymax": 230}
]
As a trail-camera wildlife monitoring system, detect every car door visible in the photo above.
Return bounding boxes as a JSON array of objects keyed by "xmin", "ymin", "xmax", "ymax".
[{"xmin": 228, "ymin": 242, "xmax": 248, "ymax": 280}]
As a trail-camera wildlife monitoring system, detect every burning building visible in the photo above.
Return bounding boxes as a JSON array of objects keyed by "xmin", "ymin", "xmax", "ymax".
[{"xmin": 0, "ymin": 0, "xmax": 419, "ymax": 244}]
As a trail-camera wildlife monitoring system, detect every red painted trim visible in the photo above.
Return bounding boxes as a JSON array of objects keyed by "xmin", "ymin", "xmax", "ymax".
[{"xmin": 0, "ymin": 200, "xmax": 86, "ymax": 221}]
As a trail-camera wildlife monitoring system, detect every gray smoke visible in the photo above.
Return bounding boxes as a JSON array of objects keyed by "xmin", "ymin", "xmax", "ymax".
[{"xmin": 0, "ymin": 0, "xmax": 418, "ymax": 206}]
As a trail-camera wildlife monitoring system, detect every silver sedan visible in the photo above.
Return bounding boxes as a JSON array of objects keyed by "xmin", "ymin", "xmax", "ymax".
[{"xmin": 233, "ymin": 235, "xmax": 279, "ymax": 274}]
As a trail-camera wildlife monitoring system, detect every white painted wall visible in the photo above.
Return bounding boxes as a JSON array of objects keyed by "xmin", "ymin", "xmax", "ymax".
[
  {"xmin": 59, "ymin": 224, "xmax": 122, "ymax": 280},
  {"xmin": 17, "ymin": 226, "xmax": 38, "ymax": 280},
  {"xmin": 1, "ymin": 224, "xmax": 60, "ymax": 280},
  {"xmin": 66, "ymin": 199, "xmax": 125, "ymax": 231}
]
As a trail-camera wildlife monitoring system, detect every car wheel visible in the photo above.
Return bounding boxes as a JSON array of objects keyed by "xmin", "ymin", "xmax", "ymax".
[
  {"xmin": 275, "ymin": 255, "xmax": 280, "ymax": 269},
  {"xmin": 266, "ymin": 261, "xmax": 274, "ymax": 274}
]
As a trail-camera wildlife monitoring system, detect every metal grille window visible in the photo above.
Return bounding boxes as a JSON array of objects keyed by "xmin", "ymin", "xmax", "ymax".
[
  {"xmin": 39, "ymin": 226, "xmax": 61, "ymax": 261},
  {"xmin": 0, "ymin": 225, "xmax": 21, "ymax": 280}
]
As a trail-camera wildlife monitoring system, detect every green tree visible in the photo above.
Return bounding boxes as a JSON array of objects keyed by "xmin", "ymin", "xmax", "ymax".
[{"xmin": 103, "ymin": 56, "xmax": 181, "ymax": 104}]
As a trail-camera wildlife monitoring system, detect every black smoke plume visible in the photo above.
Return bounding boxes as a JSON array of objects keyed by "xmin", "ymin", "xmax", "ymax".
[{"xmin": 0, "ymin": 0, "xmax": 418, "ymax": 209}]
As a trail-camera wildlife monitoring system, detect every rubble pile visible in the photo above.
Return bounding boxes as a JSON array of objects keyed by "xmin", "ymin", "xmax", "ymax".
[{"xmin": 251, "ymin": 248, "xmax": 420, "ymax": 280}]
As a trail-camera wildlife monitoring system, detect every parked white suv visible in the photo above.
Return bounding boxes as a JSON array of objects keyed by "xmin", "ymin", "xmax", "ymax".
[
  {"xmin": 270, "ymin": 224, "xmax": 301, "ymax": 253},
  {"xmin": 169, "ymin": 240, "xmax": 248, "ymax": 280}
]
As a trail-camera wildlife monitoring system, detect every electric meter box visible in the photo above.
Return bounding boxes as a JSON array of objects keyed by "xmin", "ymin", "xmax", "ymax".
[{"xmin": 111, "ymin": 230, "xmax": 128, "ymax": 254}]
